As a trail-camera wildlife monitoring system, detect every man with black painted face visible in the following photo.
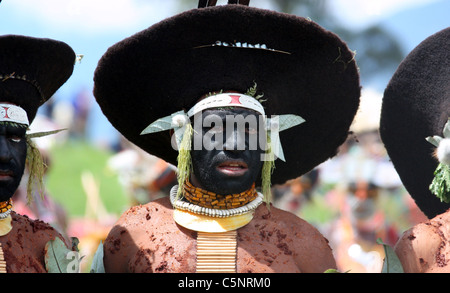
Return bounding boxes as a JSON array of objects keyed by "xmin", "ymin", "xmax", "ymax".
[
  {"xmin": 0, "ymin": 119, "xmax": 27, "ymax": 201},
  {"xmin": 0, "ymin": 35, "xmax": 75, "ymax": 273},
  {"xmin": 190, "ymin": 108, "xmax": 264, "ymax": 196},
  {"xmin": 94, "ymin": 1, "xmax": 360, "ymax": 273}
]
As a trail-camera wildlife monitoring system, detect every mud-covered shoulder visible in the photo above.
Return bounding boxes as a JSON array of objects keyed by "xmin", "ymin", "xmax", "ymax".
[
  {"xmin": 253, "ymin": 203, "xmax": 325, "ymax": 237},
  {"xmin": 394, "ymin": 215, "xmax": 450, "ymax": 272},
  {"xmin": 103, "ymin": 196, "xmax": 198, "ymax": 273},
  {"xmin": 251, "ymin": 203, "xmax": 336, "ymax": 272},
  {"xmin": 10, "ymin": 212, "xmax": 65, "ymax": 244}
]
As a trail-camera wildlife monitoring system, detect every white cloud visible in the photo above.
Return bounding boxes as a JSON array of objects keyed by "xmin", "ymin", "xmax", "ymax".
[
  {"xmin": 5, "ymin": 0, "xmax": 440, "ymax": 34},
  {"xmin": 329, "ymin": 0, "xmax": 441, "ymax": 28},
  {"xmin": 350, "ymin": 87, "xmax": 383, "ymax": 133},
  {"xmin": 2, "ymin": 0, "xmax": 175, "ymax": 34}
]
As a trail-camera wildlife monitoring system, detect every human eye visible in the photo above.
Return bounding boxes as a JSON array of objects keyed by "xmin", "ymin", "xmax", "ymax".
[
  {"xmin": 246, "ymin": 126, "xmax": 258, "ymax": 135},
  {"xmin": 7, "ymin": 127, "xmax": 26, "ymax": 143},
  {"xmin": 207, "ymin": 124, "xmax": 224, "ymax": 134},
  {"xmin": 9, "ymin": 135, "xmax": 24, "ymax": 143}
]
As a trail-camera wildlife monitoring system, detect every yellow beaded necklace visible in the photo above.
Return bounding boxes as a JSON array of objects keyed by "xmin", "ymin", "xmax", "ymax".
[
  {"xmin": 0, "ymin": 199, "xmax": 12, "ymax": 215},
  {"xmin": 0, "ymin": 199, "xmax": 13, "ymax": 237},
  {"xmin": 0, "ymin": 199, "xmax": 13, "ymax": 273},
  {"xmin": 183, "ymin": 181, "xmax": 257, "ymax": 209}
]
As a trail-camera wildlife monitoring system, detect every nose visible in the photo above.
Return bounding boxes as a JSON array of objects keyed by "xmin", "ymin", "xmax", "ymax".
[
  {"xmin": 224, "ymin": 127, "xmax": 245, "ymax": 152},
  {"xmin": 0, "ymin": 137, "xmax": 13, "ymax": 163}
]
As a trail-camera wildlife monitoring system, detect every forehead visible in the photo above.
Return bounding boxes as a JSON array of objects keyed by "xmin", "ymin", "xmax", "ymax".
[
  {"xmin": 200, "ymin": 107, "xmax": 261, "ymax": 118},
  {"xmin": 0, "ymin": 121, "xmax": 27, "ymax": 132}
]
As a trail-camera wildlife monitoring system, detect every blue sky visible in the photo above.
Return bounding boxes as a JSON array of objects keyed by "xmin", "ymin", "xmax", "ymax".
[{"xmin": 0, "ymin": 0, "xmax": 449, "ymax": 146}]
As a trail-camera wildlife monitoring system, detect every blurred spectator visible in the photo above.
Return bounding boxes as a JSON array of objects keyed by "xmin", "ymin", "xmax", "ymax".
[
  {"xmin": 107, "ymin": 137, "xmax": 177, "ymax": 205},
  {"xmin": 51, "ymin": 87, "xmax": 93, "ymax": 142},
  {"xmin": 52, "ymin": 100, "xmax": 74, "ymax": 142},
  {"xmin": 70, "ymin": 87, "xmax": 92, "ymax": 140},
  {"xmin": 272, "ymin": 127, "xmax": 425, "ymax": 272},
  {"xmin": 273, "ymin": 169, "xmax": 319, "ymax": 214}
]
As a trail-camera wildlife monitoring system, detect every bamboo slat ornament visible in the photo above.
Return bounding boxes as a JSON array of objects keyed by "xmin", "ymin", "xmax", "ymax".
[
  {"xmin": 0, "ymin": 243, "xmax": 6, "ymax": 273},
  {"xmin": 196, "ymin": 230, "xmax": 237, "ymax": 273}
]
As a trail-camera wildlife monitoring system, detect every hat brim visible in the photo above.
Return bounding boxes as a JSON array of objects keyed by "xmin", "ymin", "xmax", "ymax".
[
  {"xmin": 0, "ymin": 35, "xmax": 75, "ymax": 123},
  {"xmin": 380, "ymin": 27, "xmax": 450, "ymax": 218},
  {"xmin": 94, "ymin": 5, "xmax": 360, "ymax": 185}
]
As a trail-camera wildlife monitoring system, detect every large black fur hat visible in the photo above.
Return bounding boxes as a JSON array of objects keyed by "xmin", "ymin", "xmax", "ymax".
[
  {"xmin": 380, "ymin": 27, "xmax": 450, "ymax": 218},
  {"xmin": 0, "ymin": 35, "xmax": 75, "ymax": 123},
  {"xmin": 94, "ymin": 2, "xmax": 360, "ymax": 185}
]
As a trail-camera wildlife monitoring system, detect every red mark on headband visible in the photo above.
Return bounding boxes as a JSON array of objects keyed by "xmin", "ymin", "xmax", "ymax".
[
  {"xmin": 1, "ymin": 106, "xmax": 10, "ymax": 119},
  {"xmin": 229, "ymin": 95, "xmax": 242, "ymax": 105}
]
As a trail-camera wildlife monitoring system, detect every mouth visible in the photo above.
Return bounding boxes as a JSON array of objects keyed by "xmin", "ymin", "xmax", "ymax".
[
  {"xmin": 0, "ymin": 170, "xmax": 14, "ymax": 181},
  {"xmin": 217, "ymin": 161, "xmax": 248, "ymax": 177}
]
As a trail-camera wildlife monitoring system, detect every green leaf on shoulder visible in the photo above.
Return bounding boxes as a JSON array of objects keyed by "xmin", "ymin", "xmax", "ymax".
[
  {"xmin": 324, "ymin": 268, "xmax": 350, "ymax": 273},
  {"xmin": 45, "ymin": 237, "xmax": 82, "ymax": 273},
  {"xmin": 90, "ymin": 241, "xmax": 105, "ymax": 273},
  {"xmin": 376, "ymin": 238, "xmax": 404, "ymax": 273}
]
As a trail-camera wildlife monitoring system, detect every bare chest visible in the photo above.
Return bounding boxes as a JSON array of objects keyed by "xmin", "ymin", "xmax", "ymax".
[{"xmin": 127, "ymin": 226, "xmax": 300, "ymax": 273}]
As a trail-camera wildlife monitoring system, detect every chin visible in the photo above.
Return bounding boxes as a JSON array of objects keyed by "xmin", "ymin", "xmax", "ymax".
[
  {"xmin": 0, "ymin": 182, "xmax": 20, "ymax": 202},
  {"xmin": 0, "ymin": 192, "xmax": 14, "ymax": 203},
  {"xmin": 191, "ymin": 158, "xmax": 261, "ymax": 195},
  {"xmin": 209, "ymin": 175, "xmax": 255, "ymax": 195}
]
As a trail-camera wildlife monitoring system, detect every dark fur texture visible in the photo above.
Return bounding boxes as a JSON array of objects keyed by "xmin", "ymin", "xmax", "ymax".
[
  {"xmin": 0, "ymin": 35, "xmax": 75, "ymax": 123},
  {"xmin": 93, "ymin": 4, "xmax": 360, "ymax": 185},
  {"xmin": 380, "ymin": 27, "xmax": 450, "ymax": 218}
]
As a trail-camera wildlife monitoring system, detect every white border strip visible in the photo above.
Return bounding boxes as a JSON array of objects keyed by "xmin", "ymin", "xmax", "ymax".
[
  {"xmin": 0, "ymin": 104, "xmax": 29, "ymax": 126},
  {"xmin": 187, "ymin": 93, "xmax": 265, "ymax": 117}
]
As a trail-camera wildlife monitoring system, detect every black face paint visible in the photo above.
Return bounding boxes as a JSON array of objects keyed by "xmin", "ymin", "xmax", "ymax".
[
  {"xmin": 0, "ymin": 123, "xmax": 27, "ymax": 202},
  {"xmin": 190, "ymin": 108, "xmax": 265, "ymax": 195}
]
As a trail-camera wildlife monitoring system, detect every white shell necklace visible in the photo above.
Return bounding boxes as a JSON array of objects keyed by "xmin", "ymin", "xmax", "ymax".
[{"xmin": 169, "ymin": 185, "xmax": 263, "ymax": 218}]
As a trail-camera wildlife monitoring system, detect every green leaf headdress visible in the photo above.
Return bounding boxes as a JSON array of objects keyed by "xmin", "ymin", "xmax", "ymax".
[
  {"xmin": 426, "ymin": 118, "xmax": 450, "ymax": 203},
  {"xmin": 25, "ymin": 128, "xmax": 66, "ymax": 204},
  {"xmin": 141, "ymin": 84, "xmax": 305, "ymax": 205}
]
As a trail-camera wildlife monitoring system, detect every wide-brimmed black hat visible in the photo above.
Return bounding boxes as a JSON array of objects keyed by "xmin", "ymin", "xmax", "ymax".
[
  {"xmin": 0, "ymin": 35, "xmax": 75, "ymax": 123},
  {"xmin": 380, "ymin": 27, "xmax": 450, "ymax": 218},
  {"xmin": 94, "ymin": 2, "xmax": 360, "ymax": 185}
]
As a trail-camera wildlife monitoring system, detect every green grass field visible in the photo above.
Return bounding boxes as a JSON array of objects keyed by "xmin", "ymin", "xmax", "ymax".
[{"xmin": 45, "ymin": 140, "xmax": 129, "ymax": 218}]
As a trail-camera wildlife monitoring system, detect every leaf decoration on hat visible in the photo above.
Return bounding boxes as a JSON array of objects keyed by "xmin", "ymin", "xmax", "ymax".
[
  {"xmin": 26, "ymin": 128, "xmax": 67, "ymax": 139},
  {"xmin": 141, "ymin": 110, "xmax": 188, "ymax": 135},
  {"xmin": 426, "ymin": 136, "xmax": 442, "ymax": 148},
  {"xmin": 426, "ymin": 118, "xmax": 450, "ymax": 203},
  {"xmin": 267, "ymin": 114, "xmax": 305, "ymax": 162},
  {"xmin": 141, "ymin": 110, "xmax": 190, "ymax": 149},
  {"xmin": 430, "ymin": 163, "xmax": 450, "ymax": 203},
  {"xmin": 278, "ymin": 114, "xmax": 305, "ymax": 131}
]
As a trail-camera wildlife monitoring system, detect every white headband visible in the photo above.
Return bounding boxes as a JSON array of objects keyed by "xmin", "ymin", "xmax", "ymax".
[
  {"xmin": 0, "ymin": 104, "xmax": 29, "ymax": 126},
  {"xmin": 187, "ymin": 93, "xmax": 265, "ymax": 117},
  {"xmin": 141, "ymin": 92, "xmax": 305, "ymax": 162}
]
